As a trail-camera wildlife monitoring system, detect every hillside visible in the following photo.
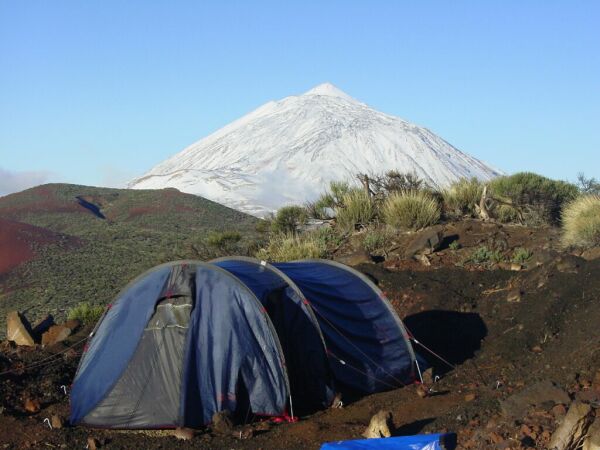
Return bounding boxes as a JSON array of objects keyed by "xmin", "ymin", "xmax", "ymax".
[
  {"xmin": 129, "ymin": 83, "xmax": 500, "ymax": 216},
  {"xmin": 1, "ymin": 219, "xmax": 599, "ymax": 449},
  {"xmin": 0, "ymin": 183, "xmax": 262, "ymax": 336}
]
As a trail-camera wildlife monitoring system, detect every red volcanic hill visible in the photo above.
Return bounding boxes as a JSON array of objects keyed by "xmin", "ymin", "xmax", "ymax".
[
  {"xmin": 0, "ymin": 183, "xmax": 258, "ymax": 233},
  {"xmin": 0, "ymin": 218, "xmax": 78, "ymax": 275}
]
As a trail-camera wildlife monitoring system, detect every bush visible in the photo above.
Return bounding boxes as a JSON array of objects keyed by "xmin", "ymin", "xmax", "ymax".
[
  {"xmin": 271, "ymin": 206, "xmax": 308, "ymax": 233},
  {"xmin": 382, "ymin": 191, "xmax": 441, "ymax": 230},
  {"xmin": 449, "ymin": 240, "xmax": 461, "ymax": 250},
  {"xmin": 561, "ymin": 195, "xmax": 600, "ymax": 248},
  {"xmin": 334, "ymin": 189, "xmax": 376, "ymax": 232},
  {"xmin": 67, "ymin": 302, "xmax": 105, "ymax": 325},
  {"xmin": 206, "ymin": 230, "xmax": 241, "ymax": 247},
  {"xmin": 470, "ymin": 246, "xmax": 503, "ymax": 264},
  {"xmin": 576, "ymin": 172, "xmax": 600, "ymax": 195},
  {"xmin": 511, "ymin": 247, "xmax": 533, "ymax": 263},
  {"xmin": 370, "ymin": 170, "xmax": 427, "ymax": 195},
  {"xmin": 489, "ymin": 172, "xmax": 579, "ymax": 225},
  {"xmin": 362, "ymin": 227, "xmax": 394, "ymax": 253},
  {"xmin": 443, "ymin": 178, "xmax": 483, "ymax": 218},
  {"xmin": 255, "ymin": 232, "xmax": 328, "ymax": 262}
]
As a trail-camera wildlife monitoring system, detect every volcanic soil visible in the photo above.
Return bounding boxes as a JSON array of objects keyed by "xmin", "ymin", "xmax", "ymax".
[{"xmin": 1, "ymin": 221, "xmax": 599, "ymax": 449}]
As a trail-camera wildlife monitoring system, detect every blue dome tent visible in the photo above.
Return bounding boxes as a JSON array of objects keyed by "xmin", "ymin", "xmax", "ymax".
[{"xmin": 70, "ymin": 259, "xmax": 417, "ymax": 429}]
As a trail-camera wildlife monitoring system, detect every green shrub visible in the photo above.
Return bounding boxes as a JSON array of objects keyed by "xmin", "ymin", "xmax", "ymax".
[
  {"xmin": 470, "ymin": 246, "xmax": 503, "ymax": 264},
  {"xmin": 511, "ymin": 247, "xmax": 533, "ymax": 263},
  {"xmin": 312, "ymin": 226, "xmax": 345, "ymax": 249},
  {"xmin": 206, "ymin": 230, "xmax": 242, "ymax": 251},
  {"xmin": 489, "ymin": 172, "xmax": 579, "ymax": 225},
  {"xmin": 495, "ymin": 204, "xmax": 521, "ymax": 223},
  {"xmin": 255, "ymin": 232, "xmax": 328, "ymax": 262},
  {"xmin": 334, "ymin": 189, "xmax": 376, "ymax": 232},
  {"xmin": 561, "ymin": 195, "xmax": 600, "ymax": 248},
  {"xmin": 255, "ymin": 219, "xmax": 271, "ymax": 233},
  {"xmin": 370, "ymin": 170, "xmax": 427, "ymax": 195},
  {"xmin": 67, "ymin": 302, "xmax": 105, "ymax": 325},
  {"xmin": 271, "ymin": 206, "xmax": 308, "ymax": 233},
  {"xmin": 362, "ymin": 227, "xmax": 394, "ymax": 253},
  {"xmin": 443, "ymin": 178, "xmax": 483, "ymax": 218},
  {"xmin": 382, "ymin": 191, "xmax": 441, "ymax": 230},
  {"xmin": 449, "ymin": 240, "xmax": 461, "ymax": 250}
]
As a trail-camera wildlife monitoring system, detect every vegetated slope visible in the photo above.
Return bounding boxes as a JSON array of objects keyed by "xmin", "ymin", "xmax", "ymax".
[
  {"xmin": 0, "ymin": 183, "xmax": 257, "ymax": 234},
  {"xmin": 130, "ymin": 83, "xmax": 501, "ymax": 216},
  {"xmin": 0, "ymin": 183, "xmax": 262, "ymax": 337}
]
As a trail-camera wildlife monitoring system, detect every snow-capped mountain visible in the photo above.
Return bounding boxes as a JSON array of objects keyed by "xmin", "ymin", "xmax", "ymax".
[{"xmin": 129, "ymin": 83, "xmax": 500, "ymax": 217}]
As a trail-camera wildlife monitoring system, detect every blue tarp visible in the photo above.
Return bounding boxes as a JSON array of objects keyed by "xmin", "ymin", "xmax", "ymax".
[{"xmin": 320, "ymin": 434, "xmax": 456, "ymax": 450}]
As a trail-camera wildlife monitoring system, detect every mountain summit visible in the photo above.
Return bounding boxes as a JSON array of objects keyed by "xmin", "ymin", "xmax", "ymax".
[{"xmin": 129, "ymin": 83, "xmax": 500, "ymax": 216}]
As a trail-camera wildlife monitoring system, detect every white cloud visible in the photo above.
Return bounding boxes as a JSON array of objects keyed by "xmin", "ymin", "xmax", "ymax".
[{"xmin": 0, "ymin": 167, "xmax": 55, "ymax": 196}]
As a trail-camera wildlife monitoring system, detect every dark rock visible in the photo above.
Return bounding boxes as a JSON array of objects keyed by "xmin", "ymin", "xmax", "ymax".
[
  {"xmin": 211, "ymin": 411, "xmax": 234, "ymax": 435},
  {"xmin": 555, "ymin": 255, "xmax": 583, "ymax": 274},
  {"xmin": 31, "ymin": 314, "xmax": 55, "ymax": 340},
  {"xmin": 334, "ymin": 249, "xmax": 372, "ymax": 266},
  {"xmin": 500, "ymin": 380, "xmax": 570, "ymax": 419},
  {"xmin": 405, "ymin": 226, "xmax": 444, "ymax": 258}
]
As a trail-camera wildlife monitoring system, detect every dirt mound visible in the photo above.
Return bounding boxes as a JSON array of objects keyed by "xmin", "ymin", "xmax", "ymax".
[{"xmin": 0, "ymin": 218, "xmax": 78, "ymax": 275}]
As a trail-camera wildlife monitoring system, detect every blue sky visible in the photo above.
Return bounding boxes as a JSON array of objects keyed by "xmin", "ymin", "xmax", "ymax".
[{"xmin": 1, "ymin": 1, "xmax": 598, "ymax": 194}]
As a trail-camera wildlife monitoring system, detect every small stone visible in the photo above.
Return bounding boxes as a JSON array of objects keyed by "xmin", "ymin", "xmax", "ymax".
[
  {"xmin": 86, "ymin": 437, "xmax": 99, "ymax": 450},
  {"xmin": 41, "ymin": 325, "xmax": 71, "ymax": 346},
  {"xmin": 254, "ymin": 421, "xmax": 271, "ymax": 432},
  {"xmin": 172, "ymin": 427, "xmax": 194, "ymax": 440},
  {"xmin": 506, "ymin": 289, "xmax": 522, "ymax": 303},
  {"xmin": 416, "ymin": 384, "xmax": 429, "ymax": 398},
  {"xmin": 23, "ymin": 398, "xmax": 40, "ymax": 413},
  {"xmin": 211, "ymin": 411, "xmax": 234, "ymax": 435},
  {"xmin": 532, "ymin": 345, "xmax": 543, "ymax": 353},
  {"xmin": 464, "ymin": 393, "xmax": 477, "ymax": 402},
  {"xmin": 363, "ymin": 410, "xmax": 394, "ymax": 438},
  {"xmin": 51, "ymin": 414, "xmax": 63, "ymax": 429},
  {"xmin": 6, "ymin": 311, "xmax": 35, "ymax": 346},
  {"xmin": 63, "ymin": 319, "xmax": 81, "ymax": 332},
  {"xmin": 551, "ymin": 404, "xmax": 567, "ymax": 417},
  {"xmin": 581, "ymin": 247, "xmax": 600, "ymax": 261},
  {"xmin": 510, "ymin": 263, "xmax": 523, "ymax": 271},
  {"xmin": 422, "ymin": 367, "xmax": 434, "ymax": 385},
  {"xmin": 234, "ymin": 426, "xmax": 254, "ymax": 439},
  {"xmin": 488, "ymin": 431, "xmax": 504, "ymax": 444}
]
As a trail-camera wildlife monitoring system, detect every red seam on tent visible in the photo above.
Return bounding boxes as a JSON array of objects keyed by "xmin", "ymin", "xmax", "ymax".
[{"xmin": 302, "ymin": 298, "xmax": 310, "ymax": 305}]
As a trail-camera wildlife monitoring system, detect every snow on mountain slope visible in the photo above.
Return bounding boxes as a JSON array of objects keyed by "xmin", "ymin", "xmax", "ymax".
[{"xmin": 129, "ymin": 83, "xmax": 501, "ymax": 217}]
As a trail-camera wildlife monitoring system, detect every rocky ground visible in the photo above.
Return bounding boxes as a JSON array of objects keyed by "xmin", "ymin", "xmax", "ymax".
[{"xmin": 1, "ymin": 220, "xmax": 599, "ymax": 449}]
